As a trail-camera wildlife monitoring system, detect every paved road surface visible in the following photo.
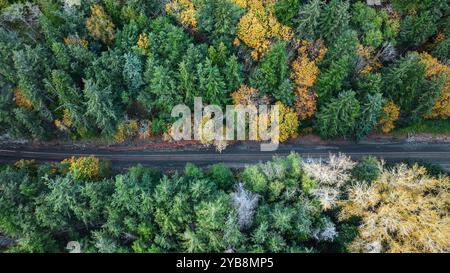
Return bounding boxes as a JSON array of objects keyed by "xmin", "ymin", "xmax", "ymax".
[{"xmin": 1, "ymin": 142, "xmax": 449, "ymax": 172}]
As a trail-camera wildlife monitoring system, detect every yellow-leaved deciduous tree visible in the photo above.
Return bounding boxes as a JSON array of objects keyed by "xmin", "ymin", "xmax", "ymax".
[
  {"xmin": 62, "ymin": 109, "xmax": 73, "ymax": 128},
  {"xmin": 165, "ymin": 0, "xmax": 197, "ymax": 29},
  {"xmin": 62, "ymin": 156, "xmax": 101, "ymax": 181},
  {"xmin": 294, "ymin": 88, "xmax": 317, "ymax": 121},
  {"xmin": 230, "ymin": 84, "xmax": 268, "ymax": 142},
  {"xmin": 137, "ymin": 33, "xmax": 149, "ymax": 53},
  {"xmin": 377, "ymin": 100, "xmax": 400, "ymax": 133},
  {"xmin": 14, "ymin": 159, "xmax": 36, "ymax": 169},
  {"xmin": 54, "ymin": 109, "xmax": 73, "ymax": 132},
  {"xmin": 113, "ymin": 120, "xmax": 139, "ymax": 144},
  {"xmin": 231, "ymin": 86, "xmax": 298, "ymax": 142},
  {"xmin": 290, "ymin": 40, "xmax": 327, "ymax": 120},
  {"xmin": 233, "ymin": 0, "xmax": 292, "ymax": 59},
  {"xmin": 64, "ymin": 35, "xmax": 88, "ymax": 48},
  {"xmin": 419, "ymin": 52, "xmax": 450, "ymax": 119},
  {"xmin": 356, "ymin": 44, "xmax": 381, "ymax": 75},
  {"xmin": 86, "ymin": 4, "xmax": 115, "ymax": 44},
  {"xmin": 231, "ymin": 84, "xmax": 258, "ymax": 105},
  {"xmin": 197, "ymin": 116, "xmax": 227, "ymax": 153},
  {"xmin": 276, "ymin": 101, "xmax": 298, "ymax": 142},
  {"xmin": 14, "ymin": 88, "xmax": 33, "ymax": 110},
  {"xmin": 231, "ymin": 84, "xmax": 270, "ymax": 106},
  {"xmin": 339, "ymin": 164, "xmax": 450, "ymax": 253}
]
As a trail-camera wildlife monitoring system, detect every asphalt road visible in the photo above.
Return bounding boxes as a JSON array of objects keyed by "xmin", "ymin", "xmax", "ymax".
[{"xmin": 0, "ymin": 142, "xmax": 449, "ymax": 172}]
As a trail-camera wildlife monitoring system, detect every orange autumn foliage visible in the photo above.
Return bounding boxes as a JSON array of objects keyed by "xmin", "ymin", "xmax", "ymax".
[
  {"xmin": 86, "ymin": 4, "xmax": 115, "ymax": 44},
  {"xmin": 64, "ymin": 35, "xmax": 88, "ymax": 48},
  {"xmin": 62, "ymin": 156, "xmax": 101, "ymax": 180},
  {"xmin": 233, "ymin": 0, "xmax": 292, "ymax": 59},
  {"xmin": 357, "ymin": 44, "xmax": 381, "ymax": 75},
  {"xmin": 290, "ymin": 40, "xmax": 327, "ymax": 120},
  {"xmin": 276, "ymin": 101, "xmax": 299, "ymax": 142},
  {"xmin": 231, "ymin": 86, "xmax": 297, "ymax": 142},
  {"xmin": 378, "ymin": 100, "xmax": 400, "ymax": 133},
  {"xmin": 113, "ymin": 119, "xmax": 139, "ymax": 143},
  {"xmin": 294, "ymin": 87, "xmax": 318, "ymax": 121},
  {"xmin": 165, "ymin": 0, "xmax": 197, "ymax": 29},
  {"xmin": 291, "ymin": 55, "xmax": 319, "ymax": 88},
  {"xmin": 419, "ymin": 53, "xmax": 450, "ymax": 119},
  {"xmin": 231, "ymin": 84, "xmax": 270, "ymax": 106},
  {"xmin": 14, "ymin": 88, "xmax": 33, "ymax": 110},
  {"xmin": 230, "ymin": 85, "xmax": 268, "ymax": 141}
]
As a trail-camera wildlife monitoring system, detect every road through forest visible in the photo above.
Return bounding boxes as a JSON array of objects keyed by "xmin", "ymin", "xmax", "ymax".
[{"xmin": 1, "ymin": 142, "xmax": 449, "ymax": 172}]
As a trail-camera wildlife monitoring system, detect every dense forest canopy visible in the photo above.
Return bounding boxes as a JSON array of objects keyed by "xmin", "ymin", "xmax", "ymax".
[
  {"xmin": 0, "ymin": 154, "xmax": 448, "ymax": 253},
  {"xmin": 0, "ymin": 0, "xmax": 448, "ymax": 144},
  {"xmin": 0, "ymin": 1, "xmax": 449, "ymax": 253}
]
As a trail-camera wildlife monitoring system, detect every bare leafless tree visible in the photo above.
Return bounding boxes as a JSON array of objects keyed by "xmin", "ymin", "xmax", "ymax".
[{"xmin": 231, "ymin": 183, "xmax": 259, "ymax": 231}]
